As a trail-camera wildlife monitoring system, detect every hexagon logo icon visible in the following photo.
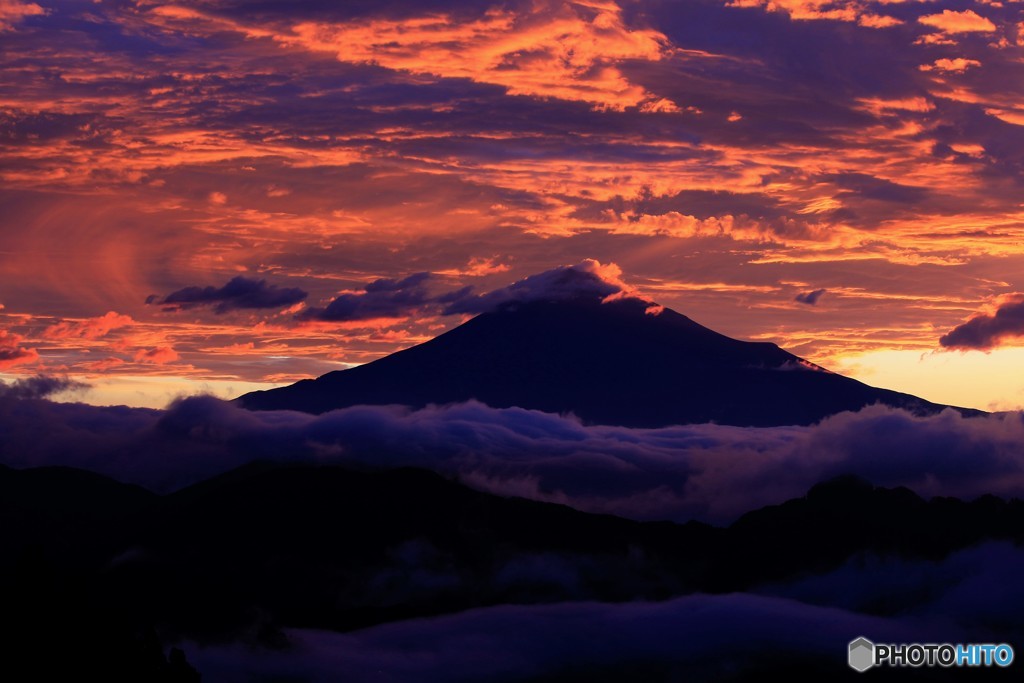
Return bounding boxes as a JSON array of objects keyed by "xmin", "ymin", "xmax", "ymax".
[{"xmin": 849, "ymin": 637, "xmax": 875, "ymax": 672}]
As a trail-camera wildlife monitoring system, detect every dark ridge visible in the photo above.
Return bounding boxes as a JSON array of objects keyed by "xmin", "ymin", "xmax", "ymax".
[{"xmin": 1, "ymin": 462, "xmax": 1020, "ymax": 652}]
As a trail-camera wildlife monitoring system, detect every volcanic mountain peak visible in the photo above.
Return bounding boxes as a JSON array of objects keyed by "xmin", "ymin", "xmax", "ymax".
[{"xmin": 238, "ymin": 288, "xmax": 963, "ymax": 427}]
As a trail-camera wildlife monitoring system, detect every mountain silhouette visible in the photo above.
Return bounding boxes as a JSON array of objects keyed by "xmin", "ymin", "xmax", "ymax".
[{"xmin": 239, "ymin": 296, "xmax": 969, "ymax": 426}]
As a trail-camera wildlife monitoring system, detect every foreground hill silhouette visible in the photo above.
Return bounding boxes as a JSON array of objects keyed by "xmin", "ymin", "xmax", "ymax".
[
  {"xmin": 3, "ymin": 462, "xmax": 1020, "ymax": 641},
  {"xmin": 239, "ymin": 295, "xmax": 967, "ymax": 426},
  {"xmin": 4, "ymin": 461, "xmax": 1020, "ymax": 681}
]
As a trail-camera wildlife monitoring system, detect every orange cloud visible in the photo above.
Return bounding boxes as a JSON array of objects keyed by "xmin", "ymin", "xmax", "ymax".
[
  {"xmin": 986, "ymin": 108, "xmax": 1024, "ymax": 125},
  {"xmin": 858, "ymin": 14, "xmax": 902, "ymax": 29},
  {"xmin": 435, "ymin": 256, "xmax": 511, "ymax": 277},
  {"xmin": 919, "ymin": 10, "xmax": 997, "ymax": 34},
  {"xmin": 43, "ymin": 311, "xmax": 134, "ymax": 340},
  {"xmin": 283, "ymin": 1, "xmax": 673, "ymax": 111},
  {"xmin": 921, "ymin": 58, "xmax": 983, "ymax": 73},
  {"xmin": 729, "ymin": 0, "xmax": 852, "ymax": 21},
  {"xmin": 0, "ymin": 329, "xmax": 39, "ymax": 369},
  {"xmin": 728, "ymin": 0, "xmax": 900, "ymax": 28},
  {"xmin": 0, "ymin": 0, "xmax": 44, "ymax": 32},
  {"xmin": 856, "ymin": 97, "xmax": 934, "ymax": 115}
]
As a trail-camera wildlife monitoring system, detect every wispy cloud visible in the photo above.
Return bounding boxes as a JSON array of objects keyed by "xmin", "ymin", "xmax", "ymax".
[{"xmin": 4, "ymin": 390, "xmax": 1024, "ymax": 525}]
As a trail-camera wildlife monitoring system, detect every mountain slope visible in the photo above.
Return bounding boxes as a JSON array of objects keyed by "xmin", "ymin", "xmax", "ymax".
[{"xmin": 238, "ymin": 297, "xmax": 967, "ymax": 427}]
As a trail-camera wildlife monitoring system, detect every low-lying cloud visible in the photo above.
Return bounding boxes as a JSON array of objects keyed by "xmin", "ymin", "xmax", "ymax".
[
  {"xmin": 187, "ymin": 592, "xmax": 957, "ymax": 683},
  {"xmin": 3, "ymin": 384, "xmax": 1024, "ymax": 523},
  {"xmin": 761, "ymin": 541, "xmax": 1024, "ymax": 634},
  {"xmin": 0, "ymin": 374, "xmax": 88, "ymax": 400},
  {"xmin": 188, "ymin": 540, "xmax": 1024, "ymax": 683}
]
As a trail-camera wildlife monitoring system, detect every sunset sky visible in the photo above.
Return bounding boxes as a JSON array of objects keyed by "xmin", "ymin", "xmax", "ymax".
[{"xmin": 3, "ymin": 0, "xmax": 1024, "ymax": 411}]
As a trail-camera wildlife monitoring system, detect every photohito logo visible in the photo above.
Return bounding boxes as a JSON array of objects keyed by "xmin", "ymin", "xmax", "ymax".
[{"xmin": 848, "ymin": 637, "xmax": 1014, "ymax": 671}]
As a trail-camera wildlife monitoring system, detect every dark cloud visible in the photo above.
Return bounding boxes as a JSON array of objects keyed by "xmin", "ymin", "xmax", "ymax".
[
  {"xmin": 150, "ymin": 276, "xmax": 308, "ymax": 314},
  {"xmin": 299, "ymin": 260, "xmax": 638, "ymax": 321},
  {"xmin": 0, "ymin": 328, "xmax": 38, "ymax": 369},
  {"xmin": 761, "ymin": 541, "xmax": 1024, "ymax": 633},
  {"xmin": 940, "ymin": 294, "xmax": 1024, "ymax": 350},
  {"xmin": 298, "ymin": 272, "xmax": 446, "ymax": 322},
  {"xmin": 3, "ymin": 391, "xmax": 1024, "ymax": 524},
  {"xmin": 825, "ymin": 173, "xmax": 930, "ymax": 204},
  {"xmin": 0, "ymin": 346, "xmax": 36, "ymax": 367},
  {"xmin": 0, "ymin": 110, "xmax": 99, "ymax": 143},
  {"xmin": 0, "ymin": 374, "xmax": 89, "ymax": 400},
  {"xmin": 795, "ymin": 289, "xmax": 827, "ymax": 306}
]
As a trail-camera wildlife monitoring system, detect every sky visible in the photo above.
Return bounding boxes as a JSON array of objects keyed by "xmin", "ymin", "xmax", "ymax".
[{"xmin": 3, "ymin": 0, "xmax": 1024, "ymax": 410}]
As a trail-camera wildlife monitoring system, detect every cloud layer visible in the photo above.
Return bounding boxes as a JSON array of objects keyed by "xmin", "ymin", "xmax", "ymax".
[
  {"xmin": 189, "ymin": 584, "xmax": 1004, "ymax": 683},
  {"xmin": 3, "ymin": 384, "xmax": 1024, "ymax": 524}
]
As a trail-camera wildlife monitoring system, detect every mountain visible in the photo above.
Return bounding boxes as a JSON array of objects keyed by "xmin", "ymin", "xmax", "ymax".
[{"xmin": 238, "ymin": 296, "xmax": 970, "ymax": 427}]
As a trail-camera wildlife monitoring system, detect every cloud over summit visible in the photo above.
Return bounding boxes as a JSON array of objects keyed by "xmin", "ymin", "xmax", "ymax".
[
  {"xmin": 442, "ymin": 259, "xmax": 642, "ymax": 314},
  {"xmin": 300, "ymin": 259, "xmax": 647, "ymax": 322}
]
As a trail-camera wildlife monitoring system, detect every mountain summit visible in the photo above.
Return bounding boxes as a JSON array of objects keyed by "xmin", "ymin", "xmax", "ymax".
[{"xmin": 238, "ymin": 266, "xmax": 960, "ymax": 427}]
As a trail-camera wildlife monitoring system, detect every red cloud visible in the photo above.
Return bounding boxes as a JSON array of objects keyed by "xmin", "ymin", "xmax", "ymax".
[
  {"xmin": 133, "ymin": 346, "xmax": 180, "ymax": 364},
  {"xmin": 0, "ymin": 0, "xmax": 45, "ymax": 32},
  {"xmin": 0, "ymin": 329, "xmax": 39, "ymax": 369},
  {"xmin": 43, "ymin": 311, "xmax": 134, "ymax": 340},
  {"xmin": 284, "ymin": 1, "xmax": 672, "ymax": 111}
]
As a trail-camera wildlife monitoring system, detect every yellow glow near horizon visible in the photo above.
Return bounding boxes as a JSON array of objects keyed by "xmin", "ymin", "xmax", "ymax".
[
  {"xmin": 11, "ymin": 345, "xmax": 1024, "ymax": 415},
  {"xmin": 9, "ymin": 339, "xmax": 1024, "ymax": 413},
  {"xmin": 828, "ymin": 347, "xmax": 1024, "ymax": 412},
  {"xmin": 1, "ymin": 373, "xmax": 287, "ymax": 409}
]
